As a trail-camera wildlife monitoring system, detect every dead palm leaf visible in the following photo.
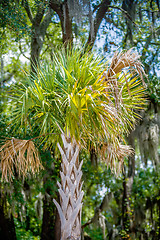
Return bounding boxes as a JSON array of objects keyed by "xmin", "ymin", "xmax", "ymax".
[
  {"xmin": 104, "ymin": 49, "xmax": 146, "ymax": 109},
  {"xmin": 106, "ymin": 48, "xmax": 146, "ymax": 81},
  {"xmin": 0, "ymin": 138, "xmax": 43, "ymax": 181},
  {"xmin": 99, "ymin": 142, "xmax": 133, "ymax": 175}
]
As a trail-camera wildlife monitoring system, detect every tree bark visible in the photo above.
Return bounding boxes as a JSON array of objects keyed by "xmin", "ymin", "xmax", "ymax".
[
  {"xmin": 54, "ymin": 207, "xmax": 61, "ymax": 240},
  {"xmin": 85, "ymin": 0, "xmax": 111, "ymax": 49},
  {"xmin": 30, "ymin": 7, "xmax": 52, "ymax": 73},
  {"xmin": 121, "ymin": 167, "xmax": 133, "ymax": 240},
  {"xmin": 121, "ymin": 131, "xmax": 136, "ymax": 239},
  {"xmin": 158, "ymin": 190, "xmax": 160, "ymax": 240},
  {"xmin": 30, "ymin": 26, "xmax": 43, "ymax": 72},
  {"xmin": 49, "ymin": 0, "xmax": 73, "ymax": 45},
  {"xmin": 22, "ymin": 1, "xmax": 53, "ymax": 73},
  {"xmin": 0, "ymin": 203, "xmax": 17, "ymax": 240},
  {"xmin": 127, "ymin": 132, "xmax": 136, "ymax": 237},
  {"xmin": 50, "ymin": 0, "xmax": 111, "ymax": 49},
  {"xmin": 127, "ymin": 131, "xmax": 135, "ymax": 196},
  {"xmin": 53, "ymin": 134, "xmax": 83, "ymax": 240},
  {"xmin": 41, "ymin": 165, "xmax": 61, "ymax": 240},
  {"xmin": 41, "ymin": 195, "xmax": 56, "ymax": 240}
]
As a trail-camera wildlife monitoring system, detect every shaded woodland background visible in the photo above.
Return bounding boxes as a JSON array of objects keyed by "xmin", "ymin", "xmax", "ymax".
[{"xmin": 0, "ymin": 0, "xmax": 160, "ymax": 239}]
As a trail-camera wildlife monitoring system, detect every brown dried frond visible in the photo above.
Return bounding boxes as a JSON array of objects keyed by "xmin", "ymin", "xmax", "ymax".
[
  {"xmin": 103, "ymin": 48, "xmax": 146, "ymax": 109},
  {"xmin": 99, "ymin": 142, "xmax": 133, "ymax": 175},
  {"xmin": 106, "ymin": 48, "xmax": 146, "ymax": 82},
  {"xmin": 0, "ymin": 138, "xmax": 43, "ymax": 181}
]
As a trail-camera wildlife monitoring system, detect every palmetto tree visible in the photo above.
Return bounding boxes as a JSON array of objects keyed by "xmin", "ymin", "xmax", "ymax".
[{"xmin": 0, "ymin": 47, "xmax": 146, "ymax": 239}]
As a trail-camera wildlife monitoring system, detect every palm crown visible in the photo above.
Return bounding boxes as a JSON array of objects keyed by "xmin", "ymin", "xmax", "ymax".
[
  {"xmin": 0, "ymin": 47, "xmax": 146, "ymax": 239},
  {"xmin": 1, "ymin": 47, "xmax": 146, "ymax": 179}
]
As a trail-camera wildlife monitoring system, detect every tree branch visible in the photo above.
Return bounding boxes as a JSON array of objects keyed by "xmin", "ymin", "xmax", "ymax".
[
  {"xmin": 85, "ymin": 0, "xmax": 111, "ymax": 49},
  {"xmin": 49, "ymin": 0, "xmax": 72, "ymax": 44},
  {"xmin": 104, "ymin": 15, "xmax": 121, "ymax": 29},
  {"xmin": 19, "ymin": 41, "xmax": 30, "ymax": 60},
  {"xmin": 49, "ymin": 1, "xmax": 64, "ymax": 36},
  {"xmin": 33, "ymin": 2, "xmax": 45, "ymax": 26},
  {"xmin": 22, "ymin": 0, "xmax": 33, "ymax": 22},
  {"xmin": 82, "ymin": 192, "xmax": 113, "ymax": 229},
  {"xmin": 150, "ymin": 42, "xmax": 160, "ymax": 46},
  {"xmin": 49, "ymin": 0, "xmax": 63, "ymax": 19},
  {"xmin": 40, "ymin": 8, "xmax": 53, "ymax": 34},
  {"xmin": 156, "ymin": 27, "xmax": 160, "ymax": 35},
  {"xmin": 108, "ymin": 5, "xmax": 141, "ymax": 32}
]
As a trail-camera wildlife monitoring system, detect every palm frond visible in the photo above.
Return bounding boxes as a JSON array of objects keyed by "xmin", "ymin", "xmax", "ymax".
[
  {"xmin": 99, "ymin": 142, "xmax": 133, "ymax": 175},
  {"xmin": 0, "ymin": 138, "xmax": 43, "ymax": 181},
  {"xmin": 106, "ymin": 48, "xmax": 146, "ymax": 82}
]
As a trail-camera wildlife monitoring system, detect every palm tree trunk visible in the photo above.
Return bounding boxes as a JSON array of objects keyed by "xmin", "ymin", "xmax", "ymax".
[{"xmin": 53, "ymin": 134, "xmax": 83, "ymax": 240}]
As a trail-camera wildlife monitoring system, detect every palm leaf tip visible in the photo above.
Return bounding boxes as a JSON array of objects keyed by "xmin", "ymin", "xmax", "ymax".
[{"xmin": 0, "ymin": 138, "xmax": 43, "ymax": 181}]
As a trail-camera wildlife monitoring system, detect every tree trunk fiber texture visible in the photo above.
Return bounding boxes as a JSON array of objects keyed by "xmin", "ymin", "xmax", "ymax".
[{"xmin": 53, "ymin": 134, "xmax": 83, "ymax": 240}]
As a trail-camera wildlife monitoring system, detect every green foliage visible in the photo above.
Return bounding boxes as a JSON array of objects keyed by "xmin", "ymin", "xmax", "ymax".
[
  {"xmin": 15, "ymin": 228, "xmax": 40, "ymax": 240},
  {"xmin": 0, "ymin": 0, "xmax": 30, "ymax": 40},
  {"xmin": 148, "ymin": 76, "xmax": 160, "ymax": 103},
  {"xmin": 85, "ymin": 226, "xmax": 104, "ymax": 240}
]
